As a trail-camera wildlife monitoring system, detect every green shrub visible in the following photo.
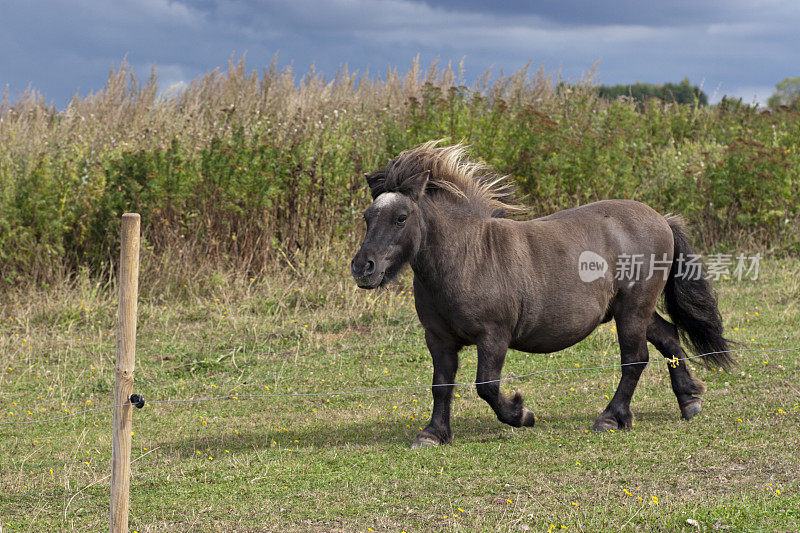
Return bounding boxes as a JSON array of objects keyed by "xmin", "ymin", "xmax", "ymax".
[{"xmin": 1, "ymin": 59, "xmax": 798, "ymax": 286}]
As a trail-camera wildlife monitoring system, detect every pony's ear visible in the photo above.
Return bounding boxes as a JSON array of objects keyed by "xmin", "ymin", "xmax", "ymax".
[
  {"xmin": 399, "ymin": 170, "xmax": 430, "ymax": 202},
  {"xmin": 365, "ymin": 172, "xmax": 385, "ymax": 200}
]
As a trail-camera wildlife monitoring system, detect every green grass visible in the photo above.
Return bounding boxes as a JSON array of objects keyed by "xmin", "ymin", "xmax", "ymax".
[{"xmin": 1, "ymin": 258, "xmax": 799, "ymax": 532}]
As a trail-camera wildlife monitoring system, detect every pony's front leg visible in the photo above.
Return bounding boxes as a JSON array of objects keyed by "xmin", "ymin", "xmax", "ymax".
[
  {"xmin": 475, "ymin": 335, "xmax": 536, "ymax": 428},
  {"xmin": 411, "ymin": 332, "xmax": 461, "ymax": 448}
]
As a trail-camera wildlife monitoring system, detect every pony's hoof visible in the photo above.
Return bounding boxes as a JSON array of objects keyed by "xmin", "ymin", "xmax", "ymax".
[
  {"xmin": 591, "ymin": 416, "xmax": 619, "ymax": 432},
  {"xmin": 410, "ymin": 432, "xmax": 442, "ymax": 449},
  {"xmin": 592, "ymin": 410, "xmax": 633, "ymax": 431},
  {"xmin": 521, "ymin": 408, "xmax": 536, "ymax": 427},
  {"xmin": 680, "ymin": 398, "xmax": 702, "ymax": 420}
]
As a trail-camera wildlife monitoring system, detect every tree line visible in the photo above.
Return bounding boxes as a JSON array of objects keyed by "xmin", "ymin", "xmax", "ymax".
[{"xmin": 594, "ymin": 78, "xmax": 708, "ymax": 105}]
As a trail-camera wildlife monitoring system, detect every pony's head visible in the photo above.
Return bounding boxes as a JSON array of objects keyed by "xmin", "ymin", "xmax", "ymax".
[
  {"xmin": 350, "ymin": 170, "xmax": 428, "ymax": 289},
  {"xmin": 351, "ymin": 141, "xmax": 524, "ymax": 289}
]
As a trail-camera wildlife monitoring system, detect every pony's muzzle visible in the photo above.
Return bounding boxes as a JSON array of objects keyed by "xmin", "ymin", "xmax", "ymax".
[{"xmin": 351, "ymin": 255, "xmax": 382, "ymax": 288}]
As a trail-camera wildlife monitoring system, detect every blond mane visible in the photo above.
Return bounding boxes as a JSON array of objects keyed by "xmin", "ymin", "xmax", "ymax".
[{"xmin": 366, "ymin": 141, "xmax": 526, "ymax": 216}]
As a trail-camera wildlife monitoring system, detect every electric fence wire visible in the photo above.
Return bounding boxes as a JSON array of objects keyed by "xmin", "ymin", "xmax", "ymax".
[{"xmin": 2, "ymin": 345, "xmax": 799, "ymax": 427}]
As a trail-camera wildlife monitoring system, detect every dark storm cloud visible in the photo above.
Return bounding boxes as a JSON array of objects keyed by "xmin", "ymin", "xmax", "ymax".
[
  {"xmin": 1, "ymin": 0, "xmax": 798, "ymax": 106},
  {"xmin": 422, "ymin": 0, "xmax": 777, "ymax": 26}
]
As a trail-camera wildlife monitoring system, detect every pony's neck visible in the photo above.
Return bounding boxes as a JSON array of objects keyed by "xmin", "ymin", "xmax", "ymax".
[{"xmin": 410, "ymin": 199, "xmax": 483, "ymax": 287}]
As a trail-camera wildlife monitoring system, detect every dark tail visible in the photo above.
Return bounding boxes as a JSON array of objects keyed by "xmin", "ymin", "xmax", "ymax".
[{"xmin": 663, "ymin": 216, "xmax": 735, "ymax": 370}]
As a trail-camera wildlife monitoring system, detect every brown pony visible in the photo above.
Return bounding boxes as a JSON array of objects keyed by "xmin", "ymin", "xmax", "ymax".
[{"xmin": 351, "ymin": 142, "xmax": 732, "ymax": 447}]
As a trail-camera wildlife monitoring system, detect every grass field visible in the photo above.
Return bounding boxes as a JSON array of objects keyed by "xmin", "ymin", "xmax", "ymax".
[{"xmin": 1, "ymin": 255, "xmax": 799, "ymax": 532}]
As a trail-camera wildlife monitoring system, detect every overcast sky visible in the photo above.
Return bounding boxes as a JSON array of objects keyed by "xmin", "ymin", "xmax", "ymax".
[{"xmin": 2, "ymin": 0, "xmax": 798, "ymax": 107}]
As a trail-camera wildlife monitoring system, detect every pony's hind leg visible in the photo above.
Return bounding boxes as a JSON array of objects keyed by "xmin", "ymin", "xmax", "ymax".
[
  {"xmin": 412, "ymin": 332, "xmax": 461, "ymax": 448},
  {"xmin": 475, "ymin": 335, "xmax": 536, "ymax": 428},
  {"xmin": 593, "ymin": 313, "xmax": 649, "ymax": 431},
  {"xmin": 646, "ymin": 312, "xmax": 706, "ymax": 420}
]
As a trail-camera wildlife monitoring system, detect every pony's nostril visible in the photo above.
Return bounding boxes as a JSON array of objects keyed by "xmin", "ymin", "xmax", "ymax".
[{"xmin": 365, "ymin": 260, "xmax": 375, "ymax": 275}]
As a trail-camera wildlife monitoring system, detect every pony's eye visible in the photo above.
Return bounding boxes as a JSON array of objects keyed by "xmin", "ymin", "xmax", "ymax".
[{"xmin": 396, "ymin": 214, "xmax": 407, "ymax": 226}]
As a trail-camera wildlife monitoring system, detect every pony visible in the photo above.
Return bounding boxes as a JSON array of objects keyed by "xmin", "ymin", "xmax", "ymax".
[{"xmin": 351, "ymin": 141, "xmax": 732, "ymax": 447}]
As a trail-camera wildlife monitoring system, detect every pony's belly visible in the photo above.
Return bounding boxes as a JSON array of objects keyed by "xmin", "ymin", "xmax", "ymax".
[{"xmin": 510, "ymin": 322, "xmax": 600, "ymax": 354}]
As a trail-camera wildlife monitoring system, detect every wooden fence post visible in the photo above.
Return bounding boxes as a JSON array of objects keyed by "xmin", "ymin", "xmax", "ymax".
[{"xmin": 110, "ymin": 213, "xmax": 140, "ymax": 533}]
